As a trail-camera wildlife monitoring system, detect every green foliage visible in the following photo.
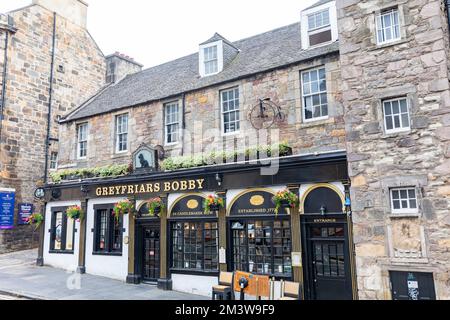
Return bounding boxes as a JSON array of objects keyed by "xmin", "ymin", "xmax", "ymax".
[
  {"xmin": 161, "ymin": 142, "xmax": 292, "ymax": 171},
  {"xmin": 50, "ymin": 164, "xmax": 130, "ymax": 184}
]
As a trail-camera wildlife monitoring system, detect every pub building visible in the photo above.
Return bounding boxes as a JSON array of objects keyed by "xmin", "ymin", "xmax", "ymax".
[
  {"xmin": 34, "ymin": 0, "xmax": 449, "ymax": 300},
  {"xmin": 41, "ymin": 150, "xmax": 356, "ymax": 300}
]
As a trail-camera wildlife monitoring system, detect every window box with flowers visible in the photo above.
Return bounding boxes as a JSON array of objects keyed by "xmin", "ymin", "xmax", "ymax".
[
  {"xmin": 66, "ymin": 205, "xmax": 84, "ymax": 221},
  {"xmin": 148, "ymin": 197, "xmax": 164, "ymax": 217},
  {"xmin": 272, "ymin": 189, "xmax": 299, "ymax": 215},
  {"xmin": 113, "ymin": 199, "xmax": 134, "ymax": 221},
  {"xmin": 203, "ymin": 195, "xmax": 224, "ymax": 214},
  {"xmin": 26, "ymin": 213, "xmax": 44, "ymax": 230}
]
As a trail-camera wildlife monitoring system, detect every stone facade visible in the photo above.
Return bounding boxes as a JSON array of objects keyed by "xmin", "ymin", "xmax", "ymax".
[
  {"xmin": 337, "ymin": 0, "xmax": 450, "ymax": 299},
  {"xmin": 0, "ymin": 2, "xmax": 105, "ymax": 253},
  {"xmin": 57, "ymin": 54, "xmax": 345, "ymax": 170}
]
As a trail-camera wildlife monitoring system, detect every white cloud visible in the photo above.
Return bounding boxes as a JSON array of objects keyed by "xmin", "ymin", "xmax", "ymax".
[{"xmin": 1, "ymin": 0, "xmax": 317, "ymax": 68}]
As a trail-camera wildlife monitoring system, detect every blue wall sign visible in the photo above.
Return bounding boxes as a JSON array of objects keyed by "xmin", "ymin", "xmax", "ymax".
[
  {"xmin": 0, "ymin": 190, "xmax": 16, "ymax": 230},
  {"xmin": 18, "ymin": 203, "xmax": 34, "ymax": 226}
]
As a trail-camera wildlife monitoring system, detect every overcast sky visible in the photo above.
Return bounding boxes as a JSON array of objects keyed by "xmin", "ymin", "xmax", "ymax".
[{"xmin": 1, "ymin": 0, "xmax": 317, "ymax": 68}]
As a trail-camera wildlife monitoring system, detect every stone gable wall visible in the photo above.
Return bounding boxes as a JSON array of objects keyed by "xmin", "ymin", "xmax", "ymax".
[
  {"xmin": 337, "ymin": 0, "xmax": 450, "ymax": 299},
  {"xmin": 0, "ymin": 4, "xmax": 105, "ymax": 253}
]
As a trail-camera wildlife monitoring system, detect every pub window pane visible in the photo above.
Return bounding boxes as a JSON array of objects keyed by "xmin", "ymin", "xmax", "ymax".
[
  {"xmin": 165, "ymin": 102, "xmax": 180, "ymax": 144},
  {"xmin": 231, "ymin": 219, "xmax": 292, "ymax": 277},
  {"xmin": 77, "ymin": 123, "xmax": 88, "ymax": 159},
  {"xmin": 51, "ymin": 210, "xmax": 75, "ymax": 253},
  {"xmin": 383, "ymin": 98, "xmax": 410, "ymax": 134},
  {"xmin": 115, "ymin": 114, "xmax": 128, "ymax": 152},
  {"xmin": 94, "ymin": 208, "xmax": 123, "ymax": 254},
  {"xmin": 301, "ymin": 67, "xmax": 328, "ymax": 121},
  {"xmin": 390, "ymin": 188, "xmax": 419, "ymax": 214},
  {"xmin": 376, "ymin": 8, "xmax": 401, "ymax": 45},
  {"xmin": 221, "ymin": 87, "xmax": 240, "ymax": 134},
  {"xmin": 171, "ymin": 221, "xmax": 218, "ymax": 272}
]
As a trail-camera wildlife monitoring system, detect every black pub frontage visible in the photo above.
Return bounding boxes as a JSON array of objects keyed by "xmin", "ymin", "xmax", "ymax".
[{"xmin": 40, "ymin": 151, "xmax": 357, "ymax": 300}]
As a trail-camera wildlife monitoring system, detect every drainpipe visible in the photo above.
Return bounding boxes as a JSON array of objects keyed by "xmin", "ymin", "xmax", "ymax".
[
  {"xmin": 0, "ymin": 29, "xmax": 10, "ymax": 149},
  {"xmin": 181, "ymin": 93, "xmax": 186, "ymax": 156},
  {"xmin": 37, "ymin": 13, "xmax": 56, "ymax": 267},
  {"xmin": 43, "ymin": 12, "xmax": 57, "ymax": 184}
]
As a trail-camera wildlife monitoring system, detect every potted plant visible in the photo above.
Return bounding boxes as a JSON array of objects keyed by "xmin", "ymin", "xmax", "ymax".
[
  {"xmin": 203, "ymin": 194, "xmax": 224, "ymax": 214},
  {"xmin": 26, "ymin": 213, "xmax": 44, "ymax": 230},
  {"xmin": 113, "ymin": 199, "xmax": 134, "ymax": 221},
  {"xmin": 66, "ymin": 205, "xmax": 83, "ymax": 221},
  {"xmin": 272, "ymin": 189, "xmax": 299, "ymax": 214},
  {"xmin": 148, "ymin": 197, "xmax": 164, "ymax": 217}
]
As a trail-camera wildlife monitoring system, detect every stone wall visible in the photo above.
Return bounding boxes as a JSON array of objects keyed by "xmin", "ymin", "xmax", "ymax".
[
  {"xmin": 57, "ymin": 54, "xmax": 346, "ymax": 171},
  {"xmin": 337, "ymin": 0, "xmax": 450, "ymax": 299},
  {"xmin": 0, "ymin": 4, "xmax": 105, "ymax": 253}
]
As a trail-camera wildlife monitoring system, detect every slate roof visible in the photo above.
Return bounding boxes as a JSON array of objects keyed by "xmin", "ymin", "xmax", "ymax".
[
  {"xmin": 63, "ymin": 22, "xmax": 339, "ymax": 122},
  {"xmin": 304, "ymin": 0, "xmax": 334, "ymax": 11}
]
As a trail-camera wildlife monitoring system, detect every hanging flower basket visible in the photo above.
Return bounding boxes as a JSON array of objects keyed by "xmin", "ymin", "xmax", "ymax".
[
  {"xmin": 272, "ymin": 189, "xmax": 299, "ymax": 215},
  {"xmin": 203, "ymin": 195, "xmax": 224, "ymax": 214},
  {"xmin": 148, "ymin": 197, "xmax": 164, "ymax": 217},
  {"xmin": 113, "ymin": 199, "xmax": 134, "ymax": 221},
  {"xmin": 26, "ymin": 213, "xmax": 44, "ymax": 230},
  {"xmin": 66, "ymin": 205, "xmax": 83, "ymax": 221}
]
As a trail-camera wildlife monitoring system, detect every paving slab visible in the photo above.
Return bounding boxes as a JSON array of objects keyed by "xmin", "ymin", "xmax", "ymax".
[{"xmin": 0, "ymin": 249, "xmax": 207, "ymax": 300}]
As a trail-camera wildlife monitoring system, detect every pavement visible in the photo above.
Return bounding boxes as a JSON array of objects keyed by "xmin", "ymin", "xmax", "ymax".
[{"xmin": 0, "ymin": 249, "xmax": 207, "ymax": 300}]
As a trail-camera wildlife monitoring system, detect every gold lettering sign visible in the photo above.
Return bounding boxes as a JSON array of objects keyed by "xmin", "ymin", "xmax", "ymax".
[
  {"xmin": 187, "ymin": 199, "xmax": 199, "ymax": 210},
  {"xmin": 95, "ymin": 179, "xmax": 205, "ymax": 197},
  {"xmin": 313, "ymin": 218, "xmax": 337, "ymax": 223},
  {"xmin": 250, "ymin": 195, "xmax": 264, "ymax": 206}
]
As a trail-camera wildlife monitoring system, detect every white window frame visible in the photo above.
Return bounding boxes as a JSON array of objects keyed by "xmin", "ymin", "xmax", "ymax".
[
  {"xmin": 203, "ymin": 46, "xmax": 218, "ymax": 76},
  {"xmin": 50, "ymin": 152, "xmax": 58, "ymax": 170},
  {"xmin": 301, "ymin": 67, "xmax": 329, "ymax": 123},
  {"xmin": 301, "ymin": 1, "xmax": 338, "ymax": 50},
  {"xmin": 376, "ymin": 8, "xmax": 401, "ymax": 45},
  {"xmin": 390, "ymin": 187, "xmax": 419, "ymax": 215},
  {"xmin": 220, "ymin": 87, "xmax": 240, "ymax": 136},
  {"xmin": 77, "ymin": 122, "xmax": 88, "ymax": 159},
  {"xmin": 164, "ymin": 101, "xmax": 180, "ymax": 146},
  {"xmin": 199, "ymin": 40, "xmax": 224, "ymax": 77},
  {"xmin": 383, "ymin": 97, "xmax": 411, "ymax": 134},
  {"xmin": 115, "ymin": 114, "xmax": 129, "ymax": 153}
]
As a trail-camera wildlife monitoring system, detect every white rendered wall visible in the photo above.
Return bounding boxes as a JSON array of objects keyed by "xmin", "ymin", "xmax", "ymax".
[
  {"xmin": 85, "ymin": 197, "xmax": 129, "ymax": 281},
  {"xmin": 172, "ymin": 274, "xmax": 218, "ymax": 297},
  {"xmin": 43, "ymin": 200, "xmax": 81, "ymax": 272}
]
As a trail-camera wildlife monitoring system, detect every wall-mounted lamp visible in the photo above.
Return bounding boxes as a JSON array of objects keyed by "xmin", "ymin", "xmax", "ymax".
[
  {"xmin": 215, "ymin": 173, "xmax": 222, "ymax": 187},
  {"xmin": 320, "ymin": 205, "xmax": 327, "ymax": 215},
  {"xmin": 81, "ymin": 185, "xmax": 89, "ymax": 195}
]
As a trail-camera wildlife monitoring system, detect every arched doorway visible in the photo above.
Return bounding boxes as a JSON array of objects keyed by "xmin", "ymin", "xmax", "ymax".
[{"xmin": 301, "ymin": 184, "xmax": 354, "ymax": 300}]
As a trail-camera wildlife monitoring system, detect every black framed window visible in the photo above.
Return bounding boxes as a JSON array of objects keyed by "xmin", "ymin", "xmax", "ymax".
[
  {"xmin": 231, "ymin": 219, "xmax": 292, "ymax": 278},
  {"xmin": 50, "ymin": 208, "xmax": 75, "ymax": 254},
  {"xmin": 171, "ymin": 221, "xmax": 218, "ymax": 272},
  {"xmin": 94, "ymin": 206, "xmax": 123, "ymax": 255}
]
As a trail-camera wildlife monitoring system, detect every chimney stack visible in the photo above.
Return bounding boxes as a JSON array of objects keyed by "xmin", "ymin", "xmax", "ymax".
[
  {"xmin": 32, "ymin": 0, "xmax": 88, "ymax": 28},
  {"xmin": 105, "ymin": 52, "xmax": 143, "ymax": 84}
]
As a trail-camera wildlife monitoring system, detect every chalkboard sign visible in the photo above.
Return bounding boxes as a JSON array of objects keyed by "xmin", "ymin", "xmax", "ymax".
[
  {"xmin": 18, "ymin": 203, "xmax": 34, "ymax": 225},
  {"xmin": 0, "ymin": 190, "xmax": 16, "ymax": 230}
]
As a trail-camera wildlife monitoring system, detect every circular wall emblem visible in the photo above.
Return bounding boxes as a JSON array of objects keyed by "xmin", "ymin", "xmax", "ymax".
[
  {"xmin": 187, "ymin": 199, "xmax": 199, "ymax": 209},
  {"xmin": 250, "ymin": 195, "xmax": 265, "ymax": 206}
]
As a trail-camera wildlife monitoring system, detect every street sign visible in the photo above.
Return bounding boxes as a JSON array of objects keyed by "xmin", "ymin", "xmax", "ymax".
[
  {"xmin": 0, "ymin": 189, "xmax": 16, "ymax": 230},
  {"xmin": 18, "ymin": 203, "xmax": 34, "ymax": 225}
]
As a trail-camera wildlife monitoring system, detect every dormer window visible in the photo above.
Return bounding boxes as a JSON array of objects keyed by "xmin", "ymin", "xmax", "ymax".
[
  {"xmin": 199, "ymin": 33, "xmax": 239, "ymax": 78},
  {"xmin": 203, "ymin": 45, "xmax": 218, "ymax": 75},
  {"xmin": 301, "ymin": 1, "xmax": 338, "ymax": 50}
]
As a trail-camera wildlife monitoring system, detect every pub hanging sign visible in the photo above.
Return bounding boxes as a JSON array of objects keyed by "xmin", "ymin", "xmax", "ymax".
[
  {"xmin": 95, "ymin": 179, "xmax": 206, "ymax": 197},
  {"xmin": 229, "ymin": 190, "xmax": 287, "ymax": 216}
]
